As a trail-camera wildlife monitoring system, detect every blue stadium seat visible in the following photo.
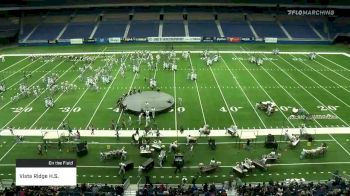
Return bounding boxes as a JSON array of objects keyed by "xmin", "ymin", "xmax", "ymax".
[
  {"xmin": 128, "ymin": 20, "xmax": 159, "ymax": 38},
  {"xmin": 188, "ymin": 20, "xmax": 220, "ymax": 37},
  {"xmin": 28, "ymin": 23, "xmax": 64, "ymax": 40},
  {"xmin": 94, "ymin": 21, "xmax": 127, "ymax": 38},
  {"xmin": 19, "ymin": 24, "xmax": 35, "ymax": 40},
  {"xmin": 220, "ymin": 21, "xmax": 253, "ymax": 37},
  {"xmin": 162, "ymin": 20, "xmax": 185, "ymax": 37},
  {"xmin": 251, "ymin": 21, "xmax": 286, "ymax": 38},
  {"xmin": 282, "ymin": 21, "xmax": 319, "ymax": 39},
  {"xmin": 61, "ymin": 22, "xmax": 95, "ymax": 39}
]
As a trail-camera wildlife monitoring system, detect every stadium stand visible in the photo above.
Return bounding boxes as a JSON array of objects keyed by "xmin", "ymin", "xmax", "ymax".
[
  {"xmin": 128, "ymin": 13, "xmax": 160, "ymax": 38},
  {"xmin": 187, "ymin": 12, "xmax": 220, "ymax": 37},
  {"xmin": 60, "ymin": 22, "xmax": 95, "ymax": 39},
  {"xmin": 249, "ymin": 14, "xmax": 287, "ymax": 39},
  {"xmin": 237, "ymin": 178, "xmax": 350, "ymax": 195},
  {"xmin": 219, "ymin": 13, "xmax": 254, "ymax": 37},
  {"xmin": 162, "ymin": 13, "xmax": 185, "ymax": 37},
  {"xmin": 329, "ymin": 17, "xmax": 350, "ymax": 37},
  {"xmin": 278, "ymin": 16, "xmax": 320, "ymax": 39}
]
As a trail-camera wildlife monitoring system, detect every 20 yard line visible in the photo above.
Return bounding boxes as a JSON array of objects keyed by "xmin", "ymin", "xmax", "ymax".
[
  {"xmin": 0, "ymin": 142, "xmax": 17, "ymax": 162},
  {"xmin": 0, "ymin": 56, "xmax": 29, "ymax": 73},
  {"xmin": 188, "ymin": 53, "xmax": 207, "ymax": 124},
  {"xmin": 221, "ymin": 56, "xmax": 266, "ymax": 128},
  {"xmin": 328, "ymin": 134, "xmax": 350, "ymax": 157},
  {"xmin": 0, "ymin": 59, "xmax": 63, "ymax": 112},
  {"xmin": 0, "ymin": 59, "xmax": 68, "ymax": 129}
]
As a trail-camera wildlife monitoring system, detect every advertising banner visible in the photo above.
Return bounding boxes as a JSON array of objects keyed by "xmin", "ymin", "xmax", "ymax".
[
  {"xmin": 108, "ymin": 37, "xmax": 121, "ymax": 43},
  {"xmin": 227, "ymin": 37, "xmax": 241, "ymax": 43},
  {"xmin": 147, "ymin": 37, "xmax": 202, "ymax": 43},
  {"xmin": 264, "ymin": 37, "xmax": 278, "ymax": 43},
  {"xmin": 70, "ymin": 39, "xmax": 83, "ymax": 45}
]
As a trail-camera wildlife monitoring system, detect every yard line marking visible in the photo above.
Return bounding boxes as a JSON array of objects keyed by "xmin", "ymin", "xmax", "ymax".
[
  {"xmin": 0, "ymin": 142, "xmax": 17, "ymax": 162},
  {"xmin": 278, "ymin": 55, "xmax": 350, "ymax": 126},
  {"xmin": 188, "ymin": 53, "xmax": 207, "ymax": 124},
  {"xmin": 0, "ymin": 58, "xmax": 40, "ymax": 83},
  {"xmin": 286, "ymin": 54, "xmax": 350, "ymax": 108},
  {"xmin": 2, "ymin": 161, "xmax": 350, "ymax": 168},
  {"xmin": 17, "ymin": 139, "xmax": 335, "ymax": 145},
  {"xmin": 173, "ymin": 70, "xmax": 178, "ymax": 130},
  {"xmin": 234, "ymin": 50, "xmax": 294, "ymax": 127},
  {"xmin": 117, "ymin": 73, "xmax": 138, "ymax": 125},
  {"xmin": 0, "ymin": 59, "xmax": 64, "ymax": 112},
  {"xmin": 221, "ymin": 56, "xmax": 266, "ymax": 128},
  {"xmin": 328, "ymin": 134, "xmax": 350, "ymax": 157},
  {"xmin": 3, "ymin": 51, "xmax": 348, "ymax": 57},
  {"xmin": 0, "ymin": 60, "xmax": 68, "ymax": 129},
  {"xmin": 84, "ymin": 55, "xmax": 125, "ymax": 129},
  {"xmin": 57, "ymin": 49, "xmax": 109, "ymax": 129},
  {"xmin": 291, "ymin": 54, "xmax": 350, "ymax": 98},
  {"xmin": 0, "ymin": 56, "xmax": 29, "ymax": 73},
  {"xmin": 310, "ymin": 55, "xmax": 350, "ymax": 83},
  {"xmin": 207, "ymin": 62, "xmax": 236, "ymax": 125},
  {"xmin": 6, "ymin": 58, "xmax": 58, "ymax": 91},
  {"xmin": 28, "ymin": 63, "xmax": 79, "ymax": 129},
  {"xmin": 318, "ymin": 55, "xmax": 350, "ymax": 72}
]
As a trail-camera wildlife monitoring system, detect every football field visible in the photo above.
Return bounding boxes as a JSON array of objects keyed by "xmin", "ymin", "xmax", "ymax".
[{"xmin": 0, "ymin": 44, "xmax": 350, "ymax": 184}]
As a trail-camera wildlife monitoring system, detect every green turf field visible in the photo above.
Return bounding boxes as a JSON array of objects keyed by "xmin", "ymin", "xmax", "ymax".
[{"xmin": 0, "ymin": 43, "xmax": 350, "ymax": 185}]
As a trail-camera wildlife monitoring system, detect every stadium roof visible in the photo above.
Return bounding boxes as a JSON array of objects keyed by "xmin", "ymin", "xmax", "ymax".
[{"xmin": 0, "ymin": 0, "xmax": 349, "ymax": 11}]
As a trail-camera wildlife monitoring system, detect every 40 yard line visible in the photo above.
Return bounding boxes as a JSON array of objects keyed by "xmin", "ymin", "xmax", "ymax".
[
  {"xmin": 188, "ymin": 53, "xmax": 207, "ymax": 125},
  {"xmin": 220, "ymin": 56, "xmax": 266, "ymax": 128},
  {"xmin": 84, "ymin": 54, "xmax": 128, "ymax": 129}
]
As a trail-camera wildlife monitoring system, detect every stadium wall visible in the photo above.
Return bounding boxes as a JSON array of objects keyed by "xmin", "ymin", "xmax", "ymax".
[{"xmin": 18, "ymin": 36, "xmax": 332, "ymax": 46}]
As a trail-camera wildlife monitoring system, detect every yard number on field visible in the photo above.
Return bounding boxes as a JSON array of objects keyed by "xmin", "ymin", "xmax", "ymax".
[
  {"xmin": 59, "ymin": 107, "xmax": 81, "ymax": 113},
  {"xmin": 220, "ymin": 106, "xmax": 243, "ymax": 112},
  {"xmin": 11, "ymin": 107, "xmax": 32, "ymax": 113},
  {"xmin": 317, "ymin": 105, "xmax": 339, "ymax": 111}
]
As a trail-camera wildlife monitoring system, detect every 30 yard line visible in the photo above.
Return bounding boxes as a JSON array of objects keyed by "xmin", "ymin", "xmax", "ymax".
[
  {"xmin": 328, "ymin": 134, "xmax": 350, "ymax": 157},
  {"xmin": 283, "ymin": 54, "xmax": 350, "ymax": 108},
  {"xmin": 84, "ymin": 54, "xmax": 126, "ymax": 129},
  {"xmin": 290, "ymin": 54, "xmax": 350, "ymax": 99},
  {"xmin": 310, "ymin": 55, "xmax": 350, "ymax": 83},
  {"xmin": 318, "ymin": 55, "xmax": 350, "ymax": 72},
  {"xmin": 220, "ymin": 56, "xmax": 266, "ymax": 128},
  {"xmin": 56, "ymin": 48, "xmax": 109, "ymax": 129},
  {"xmin": 277, "ymin": 55, "xmax": 350, "ymax": 126},
  {"xmin": 234, "ymin": 50, "xmax": 294, "ymax": 128},
  {"xmin": 188, "ymin": 53, "xmax": 207, "ymax": 124}
]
